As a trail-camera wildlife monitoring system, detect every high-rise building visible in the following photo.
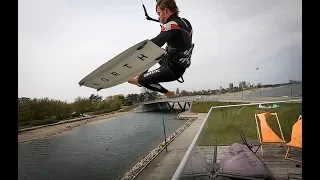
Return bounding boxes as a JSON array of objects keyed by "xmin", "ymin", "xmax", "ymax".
[
  {"xmin": 229, "ymin": 83, "xmax": 233, "ymax": 89},
  {"xmin": 239, "ymin": 81, "xmax": 247, "ymax": 89}
]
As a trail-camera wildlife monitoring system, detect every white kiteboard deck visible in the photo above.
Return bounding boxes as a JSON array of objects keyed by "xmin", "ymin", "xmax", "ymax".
[{"xmin": 78, "ymin": 39, "xmax": 166, "ymax": 91}]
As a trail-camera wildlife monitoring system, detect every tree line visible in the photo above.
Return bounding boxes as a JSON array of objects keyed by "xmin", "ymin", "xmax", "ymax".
[
  {"xmin": 18, "ymin": 91, "xmax": 158, "ymax": 128},
  {"xmin": 18, "ymin": 83, "xmax": 281, "ymax": 128}
]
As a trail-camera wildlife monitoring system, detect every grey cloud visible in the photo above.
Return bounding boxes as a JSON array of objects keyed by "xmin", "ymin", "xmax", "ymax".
[{"xmin": 18, "ymin": 0, "xmax": 302, "ymax": 102}]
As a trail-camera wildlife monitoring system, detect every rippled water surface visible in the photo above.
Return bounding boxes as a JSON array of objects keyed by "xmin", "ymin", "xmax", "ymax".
[{"xmin": 18, "ymin": 112, "xmax": 185, "ymax": 180}]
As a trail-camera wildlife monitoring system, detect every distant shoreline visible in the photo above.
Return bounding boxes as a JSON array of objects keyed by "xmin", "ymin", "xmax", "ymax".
[
  {"xmin": 18, "ymin": 85, "xmax": 297, "ymax": 144},
  {"xmin": 18, "ymin": 112, "xmax": 133, "ymax": 144},
  {"xmin": 222, "ymin": 87, "xmax": 274, "ymax": 96}
]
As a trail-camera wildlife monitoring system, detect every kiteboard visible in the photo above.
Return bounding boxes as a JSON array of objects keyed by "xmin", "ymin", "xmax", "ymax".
[{"xmin": 78, "ymin": 39, "xmax": 166, "ymax": 91}]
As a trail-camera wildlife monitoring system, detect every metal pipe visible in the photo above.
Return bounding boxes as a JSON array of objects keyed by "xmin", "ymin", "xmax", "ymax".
[
  {"xmin": 171, "ymin": 98, "xmax": 302, "ymax": 180},
  {"xmin": 171, "ymin": 108, "xmax": 212, "ymax": 180}
]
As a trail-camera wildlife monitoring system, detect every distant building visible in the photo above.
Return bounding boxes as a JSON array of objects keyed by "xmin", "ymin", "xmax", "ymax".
[
  {"xmin": 246, "ymin": 82, "xmax": 254, "ymax": 88},
  {"xmin": 229, "ymin": 83, "xmax": 233, "ymax": 89},
  {"xmin": 239, "ymin": 81, "xmax": 247, "ymax": 89},
  {"xmin": 289, "ymin": 77, "xmax": 302, "ymax": 84}
]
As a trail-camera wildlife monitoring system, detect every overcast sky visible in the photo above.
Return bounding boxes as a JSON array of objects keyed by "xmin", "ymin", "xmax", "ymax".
[{"xmin": 18, "ymin": 0, "xmax": 302, "ymax": 102}]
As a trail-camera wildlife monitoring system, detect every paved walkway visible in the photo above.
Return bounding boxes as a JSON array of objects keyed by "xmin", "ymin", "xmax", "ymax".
[{"xmin": 134, "ymin": 113, "xmax": 207, "ymax": 180}]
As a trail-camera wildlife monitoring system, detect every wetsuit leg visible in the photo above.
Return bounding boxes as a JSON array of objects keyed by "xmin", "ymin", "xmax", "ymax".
[
  {"xmin": 139, "ymin": 58, "xmax": 165, "ymax": 76},
  {"xmin": 138, "ymin": 65, "xmax": 185, "ymax": 94}
]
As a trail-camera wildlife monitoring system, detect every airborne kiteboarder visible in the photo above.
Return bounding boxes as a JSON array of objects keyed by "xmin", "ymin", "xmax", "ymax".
[{"xmin": 128, "ymin": 0, "xmax": 195, "ymax": 97}]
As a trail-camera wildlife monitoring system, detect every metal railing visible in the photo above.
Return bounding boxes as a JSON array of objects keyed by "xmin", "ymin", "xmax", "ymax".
[{"xmin": 171, "ymin": 99, "xmax": 302, "ymax": 180}]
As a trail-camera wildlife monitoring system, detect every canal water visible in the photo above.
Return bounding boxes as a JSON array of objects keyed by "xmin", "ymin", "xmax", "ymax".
[{"xmin": 18, "ymin": 112, "xmax": 184, "ymax": 180}]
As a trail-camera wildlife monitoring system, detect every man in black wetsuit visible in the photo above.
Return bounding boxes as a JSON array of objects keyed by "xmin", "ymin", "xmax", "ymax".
[{"xmin": 128, "ymin": 0, "xmax": 194, "ymax": 97}]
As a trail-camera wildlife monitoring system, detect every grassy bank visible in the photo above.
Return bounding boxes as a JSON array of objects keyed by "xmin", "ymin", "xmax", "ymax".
[
  {"xmin": 84, "ymin": 105, "xmax": 138, "ymax": 115},
  {"xmin": 117, "ymin": 104, "xmax": 139, "ymax": 112},
  {"xmin": 195, "ymin": 102, "xmax": 302, "ymax": 146},
  {"xmin": 19, "ymin": 104, "xmax": 138, "ymax": 129}
]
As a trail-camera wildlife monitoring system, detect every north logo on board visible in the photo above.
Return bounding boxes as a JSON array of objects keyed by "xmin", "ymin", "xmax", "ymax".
[{"xmin": 78, "ymin": 40, "xmax": 166, "ymax": 91}]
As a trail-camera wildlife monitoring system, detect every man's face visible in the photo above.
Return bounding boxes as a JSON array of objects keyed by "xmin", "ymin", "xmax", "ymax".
[{"xmin": 156, "ymin": 6, "xmax": 167, "ymax": 24}]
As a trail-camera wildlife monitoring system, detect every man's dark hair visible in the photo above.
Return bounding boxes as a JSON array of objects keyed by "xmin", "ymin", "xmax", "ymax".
[{"xmin": 156, "ymin": 0, "xmax": 179, "ymax": 15}]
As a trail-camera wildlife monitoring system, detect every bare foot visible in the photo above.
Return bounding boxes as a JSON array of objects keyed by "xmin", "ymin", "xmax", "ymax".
[
  {"xmin": 128, "ymin": 77, "xmax": 142, "ymax": 87},
  {"xmin": 165, "ymin": 91, "xmax": 175, "ymax": 98}
]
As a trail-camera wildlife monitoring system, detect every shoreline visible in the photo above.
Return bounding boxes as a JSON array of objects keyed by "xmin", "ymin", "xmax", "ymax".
[
  {"xmin": 17, "ymin": 86, "xmax": 289, "ymax": 144},
  {"xmin": 18, "ymin": 112, "xmax": 133, "ymax": 144}
]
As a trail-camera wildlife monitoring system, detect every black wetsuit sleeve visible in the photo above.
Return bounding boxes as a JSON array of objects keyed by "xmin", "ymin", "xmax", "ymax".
[{"xmin": 151, "ymin": 31, "xmax": 172, "ymax": 47}]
